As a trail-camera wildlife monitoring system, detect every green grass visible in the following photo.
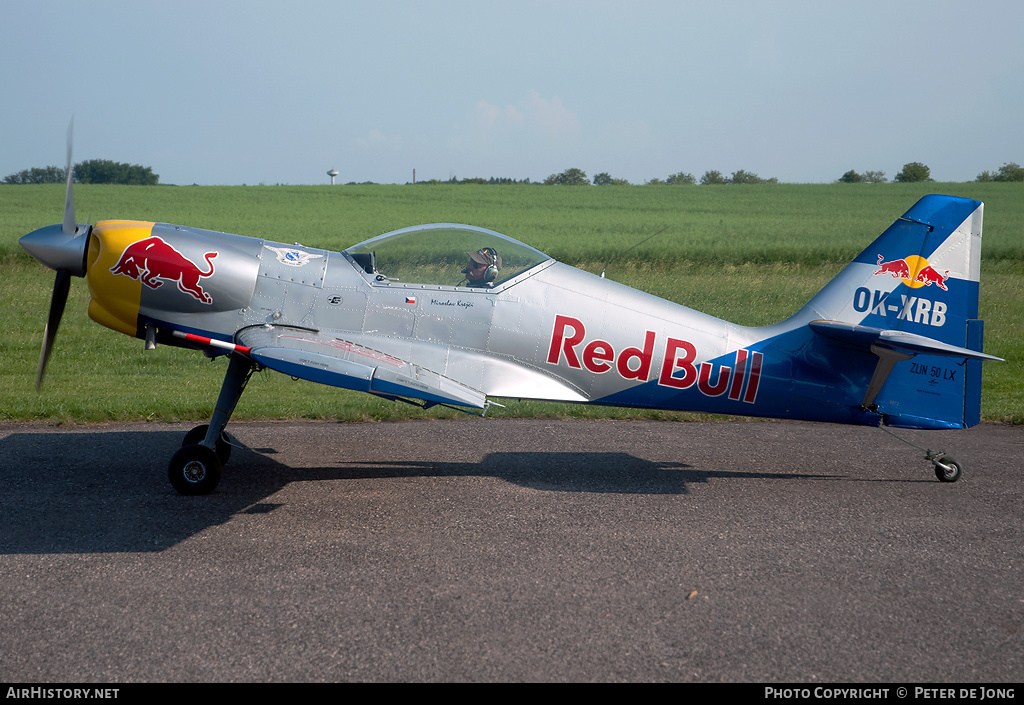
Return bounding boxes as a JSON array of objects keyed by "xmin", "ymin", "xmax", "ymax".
[{"xmin": 2, "ymin": 182, "xmax": 1021, "ymax": 424}]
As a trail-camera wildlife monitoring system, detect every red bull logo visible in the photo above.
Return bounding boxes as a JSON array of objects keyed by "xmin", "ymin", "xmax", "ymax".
[
  {"xmin": 546, "ymin": 314, "xmax": 763, "ymax": 404},
  {"xmin": 873, "ymin": 254, "xmax": 949, "ymax": 291},
  {"xmin": 109, "ymin": 236, "xmax": 217, "ymax": 304}
]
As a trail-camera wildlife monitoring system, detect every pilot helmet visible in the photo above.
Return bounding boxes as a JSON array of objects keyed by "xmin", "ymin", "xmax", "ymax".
[
  {"xmin": 467, "ymin": 247, "xmax": 502, "ymax": 269},
  {"xmin": 466, "ymin": 247, "xmax": 502, "ymax": 283}
]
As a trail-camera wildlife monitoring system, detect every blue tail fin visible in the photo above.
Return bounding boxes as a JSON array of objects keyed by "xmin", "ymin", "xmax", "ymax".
[{"xmin": 785, "ymin": 195, "xmax": 1000, "ymax": 429}]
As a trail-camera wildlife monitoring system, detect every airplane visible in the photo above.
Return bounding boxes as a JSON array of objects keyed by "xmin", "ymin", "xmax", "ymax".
[{"xmin": 20, "ymin": 131, "xmax": 1002, "ymax": 494}]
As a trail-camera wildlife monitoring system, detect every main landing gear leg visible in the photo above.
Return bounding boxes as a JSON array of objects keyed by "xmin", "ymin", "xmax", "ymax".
[{"xmin": 168, "ymin": 353, "xmax": 254, "ymax": 495}]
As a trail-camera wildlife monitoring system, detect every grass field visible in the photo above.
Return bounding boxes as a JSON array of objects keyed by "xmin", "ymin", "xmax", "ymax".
[{"xmin": 2, "ymin": 182, "xmax": 1021, "ymax": 424}]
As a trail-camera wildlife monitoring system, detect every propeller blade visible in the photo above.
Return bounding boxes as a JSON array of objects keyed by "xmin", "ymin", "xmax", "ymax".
[
  {"xmin": 62, "ymin": 118, "xmax": 76, "ymax": 236},
  {"xmin": 35, "ymin": 269, "xmax": 72, "ymax": 391}
]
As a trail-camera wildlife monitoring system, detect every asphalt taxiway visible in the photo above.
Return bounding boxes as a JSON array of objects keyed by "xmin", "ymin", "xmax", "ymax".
[{"xmin": 1, "ymin": 418, "xmax": 1021, "ymax": 682}]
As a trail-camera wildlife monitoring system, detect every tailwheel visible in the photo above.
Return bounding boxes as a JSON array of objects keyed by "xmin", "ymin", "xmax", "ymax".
[
  {"xmin": 182, "ymin": 424, "xmax": 232, "ymax": 465},
  {"xmin": 169, "ymin": 444, "xmax": 222, "ymax": 495},
  {"xmin": 932, "ymin": 454, "xmax": 963, "ymax": 483}
]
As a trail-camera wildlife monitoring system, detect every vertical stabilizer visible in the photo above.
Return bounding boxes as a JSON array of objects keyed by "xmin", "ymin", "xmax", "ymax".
[
  {"xmin": 797, "ymin": 194, "xmax": 983, "ymax": 346},
  {"xmin": 778, "ymin": 195, "xmax": 993, "ymax": 429}
]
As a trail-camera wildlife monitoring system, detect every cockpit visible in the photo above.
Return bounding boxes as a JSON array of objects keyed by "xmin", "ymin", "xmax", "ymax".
[{"xmin": 343, "ymin": 224, "xmax": 552, "ymax": 290}]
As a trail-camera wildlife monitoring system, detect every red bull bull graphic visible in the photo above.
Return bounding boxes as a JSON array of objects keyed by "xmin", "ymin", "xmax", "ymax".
[
  {"xmin": 109, "ymin": 236, "xmax": 218, "ymax": 304},
  {"xmin": 873, "ymin": 254, "xmax": 948, "ymax": 291},
  {"xmin": 874, "ymin": 254, "xmax": 912, "ymax": 280},
  {"xmin": 914, "ymin": 264, "xmax": 949, "ymax": 290}
]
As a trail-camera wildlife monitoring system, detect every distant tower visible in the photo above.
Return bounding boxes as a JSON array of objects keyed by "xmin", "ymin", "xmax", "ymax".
[{"xmin": 327, "ymin": 169, "xmax": 339, "ymax": 185}]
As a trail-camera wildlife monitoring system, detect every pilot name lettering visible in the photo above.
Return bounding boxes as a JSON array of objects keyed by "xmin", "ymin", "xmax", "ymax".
[{"xmin": 430, "ymin": 298, "xmax": 474, "ymax": 309}]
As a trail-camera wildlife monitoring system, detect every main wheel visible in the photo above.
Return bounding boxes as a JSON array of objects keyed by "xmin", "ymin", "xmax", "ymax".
[
  {"xmin": 182, "ymin": 424, "xmax": 232, "ymax": 465},
  {"xmin": 933, "ymin": 455, "xmax": 963, "ymax": 483},
  {"xmin": 169, "ymin": 444, "xmax": 223, "ymax": 495}
]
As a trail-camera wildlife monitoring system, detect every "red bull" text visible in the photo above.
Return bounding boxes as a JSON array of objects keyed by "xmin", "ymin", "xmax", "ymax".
[{"xmin": 546, "ymin": 314, "xmax": 763, "ymax": 403}]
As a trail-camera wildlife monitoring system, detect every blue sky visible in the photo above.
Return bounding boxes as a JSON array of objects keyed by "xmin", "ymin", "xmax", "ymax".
[{"xmin": 2, "ymin": 0, "xmax": 1022, "ymax": 185}]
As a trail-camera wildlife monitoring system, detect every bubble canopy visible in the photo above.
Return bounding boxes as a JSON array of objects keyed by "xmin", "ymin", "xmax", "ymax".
[{"xmin": 344, "ymin": 223, "xmax": 552, "ymax": 289}]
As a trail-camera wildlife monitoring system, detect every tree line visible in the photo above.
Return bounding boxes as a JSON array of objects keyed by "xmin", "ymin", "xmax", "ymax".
[
  {"xmin": 538, "ymin": 167, "xmax": 779, "ymax": 186},
  {"xmin": 975, "ymin": 162, "xmax": 1024, "ymax": 182},
  {"xmin": 841, "ymin": 161, "xmax": 1024, "ymax": 184},
  {"xmin": 430, "ymin": 161, "xmax": 1022, "ymax": 187},
  {"xmin": 839, "ymin": 162, "xmax": 933, "ymax": 183},
  {"xmin": 3, "ymin": 159, "xmax": 159, "ymax": 185}
]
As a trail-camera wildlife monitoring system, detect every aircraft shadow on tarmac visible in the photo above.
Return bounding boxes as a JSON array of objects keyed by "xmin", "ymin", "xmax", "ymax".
[{"xmin": 0, "ymin": 428, "xmax": 828, "ymax": 555}]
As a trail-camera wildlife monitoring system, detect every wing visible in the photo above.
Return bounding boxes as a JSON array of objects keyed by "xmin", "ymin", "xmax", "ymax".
[{"xmin": 236, "ymin": 325, "xmax": 487, "ymax": 409}]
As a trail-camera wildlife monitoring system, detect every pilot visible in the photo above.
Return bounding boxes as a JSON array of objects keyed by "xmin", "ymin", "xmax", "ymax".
[{"xmin": 463, "ymin": 247, "xmax": 502, "ymax": 287}]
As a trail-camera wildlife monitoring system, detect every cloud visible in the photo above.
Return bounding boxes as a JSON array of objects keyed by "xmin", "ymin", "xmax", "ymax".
[
  {"xmin": 352, "ymin": 129, "xmax": 403, "ymax": 152},
  {"xmin": 464, "ymin": 90, "xmax": 579, "ymax": 148},
  {"xmin": 522, "ymin": 90, "xmax": 579, "ymax": 139}
]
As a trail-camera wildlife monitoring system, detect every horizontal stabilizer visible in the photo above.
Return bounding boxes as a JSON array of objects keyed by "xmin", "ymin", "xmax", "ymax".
[{"xmin": 809, "ymin": 320, "xmax": 1003, "ymax": 362}]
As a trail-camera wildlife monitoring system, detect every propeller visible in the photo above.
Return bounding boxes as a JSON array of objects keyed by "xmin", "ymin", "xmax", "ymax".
[
  {"xmin": 19, "ymin": 119, "xmax": 92, "ymax": 390},
  {"xmin": 36, "ymin": 270, "xmax": 72, "ymax": 390},
  {"xmin": 62, "ymin": 118, "xmax": 77, "ymax": 237}
]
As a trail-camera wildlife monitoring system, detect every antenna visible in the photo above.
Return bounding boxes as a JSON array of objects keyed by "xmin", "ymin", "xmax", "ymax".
[
  {"xmin": 327, "ymin": 169, "xmax": 339, "ymax": 185},
  {"xmin": 600, "ymin": 226, "xmax": 669, "ymax": 278}
]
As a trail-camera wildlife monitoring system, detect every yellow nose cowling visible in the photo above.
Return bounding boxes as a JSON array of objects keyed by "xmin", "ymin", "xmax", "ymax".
[{"xmin": 86, "ymin": 220, "xmax": 155, "ymax": 337}]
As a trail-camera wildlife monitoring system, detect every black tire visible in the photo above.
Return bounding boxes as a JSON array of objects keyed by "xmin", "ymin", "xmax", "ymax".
[
  {"xmin": 182, "ymin": 424, "xmax": 231, "ymax": 465},
  {"xmin": 169, "ymin": 444, "xmax": 223, "ymax": 495},
  {"xmin": 934, "ymin": 455, "xmax": 963, "ymax": 483}
]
